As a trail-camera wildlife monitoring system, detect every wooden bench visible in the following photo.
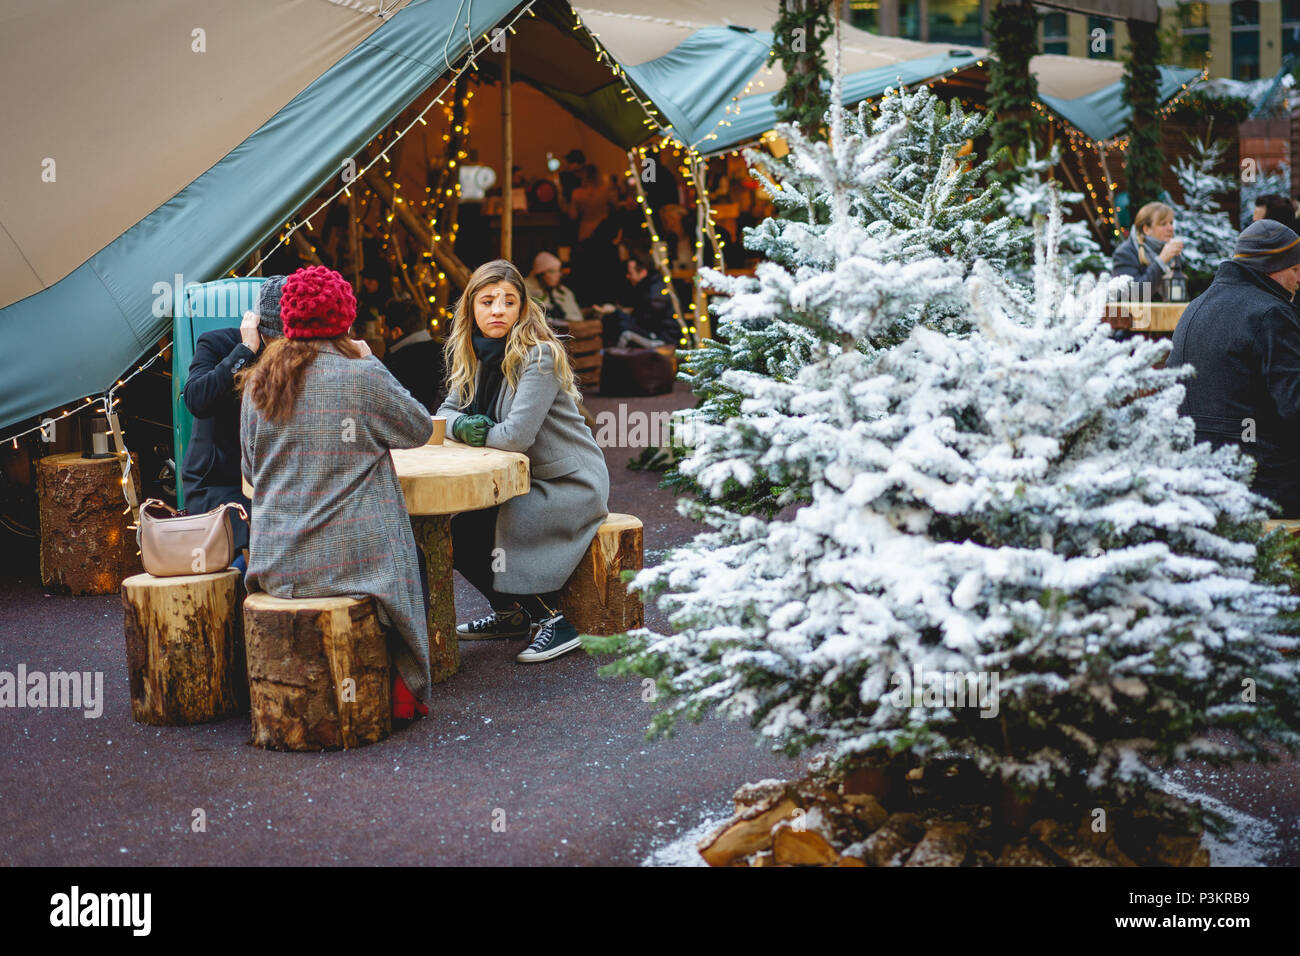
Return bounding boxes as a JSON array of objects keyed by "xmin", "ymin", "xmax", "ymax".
[
  {"xmin": 561, "ymin": 513, "xmax": 644, "ymax": 636},
  {"xmin": 121, "ymin": 570, "xmax": 248, "ymax": 725},
  {"xmin": 243, "ymin": 592, "xmax": 392, "ymax": 751}
]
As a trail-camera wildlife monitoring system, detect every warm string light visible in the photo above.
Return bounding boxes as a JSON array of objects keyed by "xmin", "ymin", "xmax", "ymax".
[{"xmin": 240, "ymin": 0, "xmax": 539, "ymax": 278}]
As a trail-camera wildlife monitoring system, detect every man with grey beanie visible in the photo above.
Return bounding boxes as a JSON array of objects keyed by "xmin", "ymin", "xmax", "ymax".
[
  {"xmin": 178, "ymin": 276, "xmax": 288, "ymax": 571},
  {"xmin": 1168, "ymin": 220, "xmax": 1300, "ymax": 515}
]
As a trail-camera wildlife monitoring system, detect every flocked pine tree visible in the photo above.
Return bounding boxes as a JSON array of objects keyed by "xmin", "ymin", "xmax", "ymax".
[
  {"xmin": 673, "ymin": 83, "xmax": 1022, "ymax": 513},
  {"xmin": 1169, "ymin": 135, "xmax": 1239, "ymax": 278},
  {"xmin": 594, "ymin": 194, "xmax": 1300, "ymax": 827},
  {"xmin": 1002, "ymin": 143, "xmax": 1103, "ymax": 276}
]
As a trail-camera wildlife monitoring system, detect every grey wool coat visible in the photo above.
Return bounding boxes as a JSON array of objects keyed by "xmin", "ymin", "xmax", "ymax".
[
  {"xmin": 241, "ymin": 350, "xmax": 434, "ymax": 699},
  {"xmin": 438, "ymin": 343, "xmax": 610, "ymax": 594}
]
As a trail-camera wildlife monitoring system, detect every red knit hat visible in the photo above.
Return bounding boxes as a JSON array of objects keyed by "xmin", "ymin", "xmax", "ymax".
[{"xmin": 279, "ymin": 266, "xmax": 357, "ymax": 339}]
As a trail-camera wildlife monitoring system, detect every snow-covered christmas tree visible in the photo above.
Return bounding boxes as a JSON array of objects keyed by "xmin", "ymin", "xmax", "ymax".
[
  {"xmin": 1002, "ymin": 143, "xmax": 1103, "ymax": 276},
  {"xmin": 594, "ymin": 190, "xmax": 1300, "ymax": 824},
  {"xmin": 674, "ymin": 83, "xmax": 1019, "ymax": 514},
  {"xmin": 1170, "ymin": 135, "xmax": 1238, "ymax": 277}
]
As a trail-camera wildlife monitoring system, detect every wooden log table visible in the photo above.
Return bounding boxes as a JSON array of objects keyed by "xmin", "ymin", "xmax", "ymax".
[
  {"xmin": 245, "ymin": 438, "xmax": 529, "ymax": 684},
  {"xmin": 1103, "ymin": 302, "xmax": 1187, "ymax": 333}
]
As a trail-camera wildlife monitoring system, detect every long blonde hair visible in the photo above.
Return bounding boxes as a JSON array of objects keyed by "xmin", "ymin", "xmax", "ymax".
[
  {"xmin": 444, "ymin": 259, "xmax": 580, "ymax": 410},
  {"xmin": 1132, "ymin": 202, "xmax": 1174, "ymax": 267}
]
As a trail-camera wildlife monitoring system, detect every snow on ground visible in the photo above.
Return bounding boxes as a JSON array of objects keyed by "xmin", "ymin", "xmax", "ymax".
[{"xmin": 640, "ymin": 812, "xmax": 724, "ymax": 867}]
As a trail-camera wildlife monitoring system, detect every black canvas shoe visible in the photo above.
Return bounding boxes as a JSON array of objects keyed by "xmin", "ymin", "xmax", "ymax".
[
  {"xmin": 457, "ymin": 607, "xmax": 531, "ymax": 640},
  {"xmin": 515, "ymin": 614, "xmax": 582, "ymax": 662}
]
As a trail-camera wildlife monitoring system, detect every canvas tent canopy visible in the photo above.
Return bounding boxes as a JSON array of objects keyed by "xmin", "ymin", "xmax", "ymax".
[{"xmin": 0, "ymin": 0, "xmax": 1203, "ymax": 433}]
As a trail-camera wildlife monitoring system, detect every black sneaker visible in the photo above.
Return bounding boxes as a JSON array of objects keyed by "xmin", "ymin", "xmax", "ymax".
[
  {"xmin": 457, "ymin": 607, "xmax": 531, "ymax": 640},
  {"xmin": 516, "ymin": 614, "xmax": 582, "ymax": 662}
]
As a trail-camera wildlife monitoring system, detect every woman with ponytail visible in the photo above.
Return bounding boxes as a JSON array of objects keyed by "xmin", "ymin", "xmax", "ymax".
[
  {"xmin": 238, "ymin": 266, "xmax": 435, "ymax": 721},
  {"xmin": 437, "ymin": 259, "xmax": 610, "ymax": 663}
]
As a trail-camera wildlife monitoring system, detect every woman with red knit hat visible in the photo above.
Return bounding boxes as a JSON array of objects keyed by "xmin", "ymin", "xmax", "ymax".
[{"xmin": 237, "ymin": 265, "xmax": 435, "ymax": 721}]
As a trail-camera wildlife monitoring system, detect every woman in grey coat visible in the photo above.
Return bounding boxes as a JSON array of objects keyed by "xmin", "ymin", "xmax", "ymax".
[
  {"xmin": 437, "ymin": 259, "xmax": 610, "ymax": 663},
  {"xmin": 239, "ymin": 266, "xmax": 435, "ymax": 719},
  {"xmin": 1112, "ymin": 201, "xmax": 1184, "ymax": 302}
]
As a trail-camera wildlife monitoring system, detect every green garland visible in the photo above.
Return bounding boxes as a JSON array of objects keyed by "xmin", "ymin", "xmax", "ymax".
[
  {"xmin": 771, "ymin": 0, "xmax": 835, "ymax": 142},
  {"xmin": 1123, "ymin": 18, "xmax": 1163, "ymax": 208},
  {"xmin": 987, "ymin": 0, "xmax": 1042, "ymax": 174}
]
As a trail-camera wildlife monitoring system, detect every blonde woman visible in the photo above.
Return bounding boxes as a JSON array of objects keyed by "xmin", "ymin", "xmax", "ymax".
[
  {"xmin": 1113, "ymin": 201, "xmax": 1184, "ymax": 301},
  {"xmin": 438, "ymin": 259, "xmax": 610, "ymax": 663}
]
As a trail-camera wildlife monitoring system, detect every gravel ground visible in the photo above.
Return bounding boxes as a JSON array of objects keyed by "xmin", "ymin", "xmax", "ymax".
[{"xmin": 1, "ymin": 381, "xmax": 1295, "ymax": 866}]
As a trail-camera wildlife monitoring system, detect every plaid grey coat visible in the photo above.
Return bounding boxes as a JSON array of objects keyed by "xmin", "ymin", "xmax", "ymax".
[
  {"xmin": 241, "ymin": 350, "xmax": 434, "ymax": 699},
  {"xmin": 438, "ymin": 343, "xmax": 609, "ymax": 594}
]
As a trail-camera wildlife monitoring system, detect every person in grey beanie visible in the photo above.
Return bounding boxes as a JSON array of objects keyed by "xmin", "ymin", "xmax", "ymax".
[
  {"xmin": 179, "ymin": 276, "xmax": 288, "ymax": 571},
  {"xmin": 1168, "ymin": 220, "xmax": 1300, "ymax": 516}
]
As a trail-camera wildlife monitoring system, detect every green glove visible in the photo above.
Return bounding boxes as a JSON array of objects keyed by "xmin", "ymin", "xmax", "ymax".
[{"xmin": 453, "ymin": 414, "xmax": 493, "ymax": 446}]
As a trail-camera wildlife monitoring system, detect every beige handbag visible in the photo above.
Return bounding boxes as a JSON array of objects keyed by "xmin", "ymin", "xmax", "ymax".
[{"xmin": 137, "ymin": 498, "xmax": 248, "ymax": 577}]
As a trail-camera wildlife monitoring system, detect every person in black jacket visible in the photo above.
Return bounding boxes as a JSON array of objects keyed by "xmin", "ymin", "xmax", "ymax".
[
  {"xmin": 179, "ymin": 275, "xmax": 286, "ymax": 571},
  {"xmin": 382, "ymin": 297, "xmax": 444, "ymax": 412},
  {"xmin": 1167, "ymin": 219, "xmax": 1300, "ymax": 516},
  {"xmin": 596, "ymin": 251, "xmax": 678, "ymax": 348}
]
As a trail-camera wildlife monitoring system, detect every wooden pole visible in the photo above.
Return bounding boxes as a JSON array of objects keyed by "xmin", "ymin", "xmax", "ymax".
[
  {"xmin": 290, "ymin": 231, "xmax": 325, "ymax": 267},
  {"xmin": 348, "ymin": 187, "xmax": 362, "ymax": 292},
  {"xmin": 501, "ymin": 42, "xmax": 513, "ymax": 262},
  {"xmin": 362, "ymin": 167, "xmax": 473, "ymax": 288}
]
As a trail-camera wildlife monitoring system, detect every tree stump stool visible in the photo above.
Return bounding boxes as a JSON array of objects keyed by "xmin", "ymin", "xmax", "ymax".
[
  {"xmin": 561, "ymin": 513, "xmax": 644, "ymax": 635},
  {"xmin": 242, "ymin": 592, "xmax": 392, "ymax": 751},
  {"xmin": 38, "ymin": 452, "xmax": 142, "ymax": 594},
  {"xmin": 121, "ymin": 570, "xmax": 248, "ymax": 725}
]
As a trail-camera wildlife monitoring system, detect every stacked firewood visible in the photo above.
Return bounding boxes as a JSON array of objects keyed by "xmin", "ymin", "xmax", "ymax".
[{"xmin": 698, "ymin": 762, "xmax": 1211, "ymax": 867}]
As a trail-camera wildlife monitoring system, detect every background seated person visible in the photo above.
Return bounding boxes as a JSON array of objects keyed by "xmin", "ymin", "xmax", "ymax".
[
  {"xmin": 1253, "ymin": 193, "xmax": 1298, "ymax": 232},
  {"xmin": 592, "ymin": 251, "xmax": 679, "ymax": 348},
  {"xmin": 382, "ymin": 297, "xmax": 444, "ymax": 412},
  {"xmin": 180, "ymin": 275, "xmax": 286, "ymax": 575},
  {"xmin": 1112, "ymin": 201, "xmax": 1183, "ymax": 302},
  {"xmin": 524, "ymin": 251, "xmax": 583, "ymax": 327}
]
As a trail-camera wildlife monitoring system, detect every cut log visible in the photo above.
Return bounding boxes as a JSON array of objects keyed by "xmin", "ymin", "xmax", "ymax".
[
  {"xmin": 904, "ymin": 821, "xmax": 971, "ymax": 867},
  {"xmin": 561, "ymin": 513, "xmax": 644, "ymax": 636},
  {"xmin": 413, "ymin": 514, "xmax": 459, "ymax": 684},
  {"xmin": 121, "ymin": 570, "xmax": 247, "ymax": 725},
  {"xmin": 243, "ymin": 592, "xmax": 391, "ymax": 751},
  {"xmin": 698, "ymin": 797, "xmax": 798, "ymax": 867},
  {"xmin": 38, "ymin": 452, "xmax": 142, "ymax": 594},
  {"xmin": 772, "ymin": 823, "xmax": 841, "ymax": 865}
]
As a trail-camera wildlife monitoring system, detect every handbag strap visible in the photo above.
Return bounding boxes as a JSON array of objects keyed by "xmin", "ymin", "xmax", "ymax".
[{"xmin": 141, "ymin": 498, "xmax": 177, "ymax": 518}]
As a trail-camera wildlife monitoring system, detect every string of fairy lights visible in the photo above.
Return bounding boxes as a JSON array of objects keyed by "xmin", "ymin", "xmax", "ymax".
[{"xmin": 0, "ymin": 2, "xmax": 543, "ymax": 462}]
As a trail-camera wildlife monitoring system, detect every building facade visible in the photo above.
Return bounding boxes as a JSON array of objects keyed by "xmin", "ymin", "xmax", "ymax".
[{"xmin": 845, "ymin": 1, "xmax": 1300, "ymax": 81}]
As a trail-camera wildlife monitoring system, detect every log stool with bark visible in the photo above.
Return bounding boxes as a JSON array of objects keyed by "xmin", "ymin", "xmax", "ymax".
[
  {"xmin": 38, "ymin": 452, "xmax": 141, "ymax": 594},
  {"xmin": 121, "ymin": 570, "xmax": 248, "ymax": 725},
  {"xmin": 560, "ymin": 513, "xmax": 644, "ymax": 635},
  {"xmin": 242, "ymin": 592, "xmax": 392, "ymax": 751}
]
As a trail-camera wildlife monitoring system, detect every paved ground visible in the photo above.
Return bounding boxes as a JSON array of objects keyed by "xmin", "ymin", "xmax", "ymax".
[
  {"xmin": 1, "ymin": 381, "xmax": 1296, "ymax": 866},
  {"xmin": 0, "ymin": 383, "xmax": 802, "ymax": 866}
]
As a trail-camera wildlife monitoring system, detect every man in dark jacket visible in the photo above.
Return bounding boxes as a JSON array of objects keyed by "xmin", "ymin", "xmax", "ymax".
[
  {"xmin": 1168, "ymin": 220, "xmax": 1300, "ymax": 516},
  {"xmin": 179, "ymin": 276, "xmax": 286, "ymax": 568},
  {"xmin": 598, "ymin": 251, "xmax": 678, "ymax": 348},
  {"xmin": 382, "ymin": 297, "xmax": 443, "ymax": 412}
]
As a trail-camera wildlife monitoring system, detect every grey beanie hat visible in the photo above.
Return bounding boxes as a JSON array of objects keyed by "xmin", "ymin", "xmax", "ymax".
[
  {"xmin": 256, "ymin": 274, "xmax": 289, "ymax": 340},
  {"xmin": 1232, "ymin": 219, "xmax": 1300, "ymax": 274}
]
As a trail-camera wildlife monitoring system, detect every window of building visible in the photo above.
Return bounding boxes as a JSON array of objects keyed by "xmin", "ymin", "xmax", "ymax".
[
  {"xmin": 1231, "ymin": 1, "xmax": 1261, "ymax": 79},
  {"xmin": 898, "ymin": 0, "xmax": 921, "ymax": 40},
  {"xmin": 1178, "ymin": 2, "xmax": 1211, "ymax": 68},
  {"xmin": 847, "ymin": 0, "xmax": 879, "ymax": 34},
  {"xmin": 1284, "ymin": 1, "xmax": 1300, "ymax": 61},
  {"xmin": 1087, "ymin": 16, "xmax": 1115, "ymax": 59},
  {"xmin": 1041, "ymin": 10, "xmax": 1068, "ymax": 55},
  {"xmin": 1231, "ymin": 1, "xmax": 1260, "ymax": 26},
  {"xmin": 928, "ymin": 0, "xmax": 984, "ymax": 46}
]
